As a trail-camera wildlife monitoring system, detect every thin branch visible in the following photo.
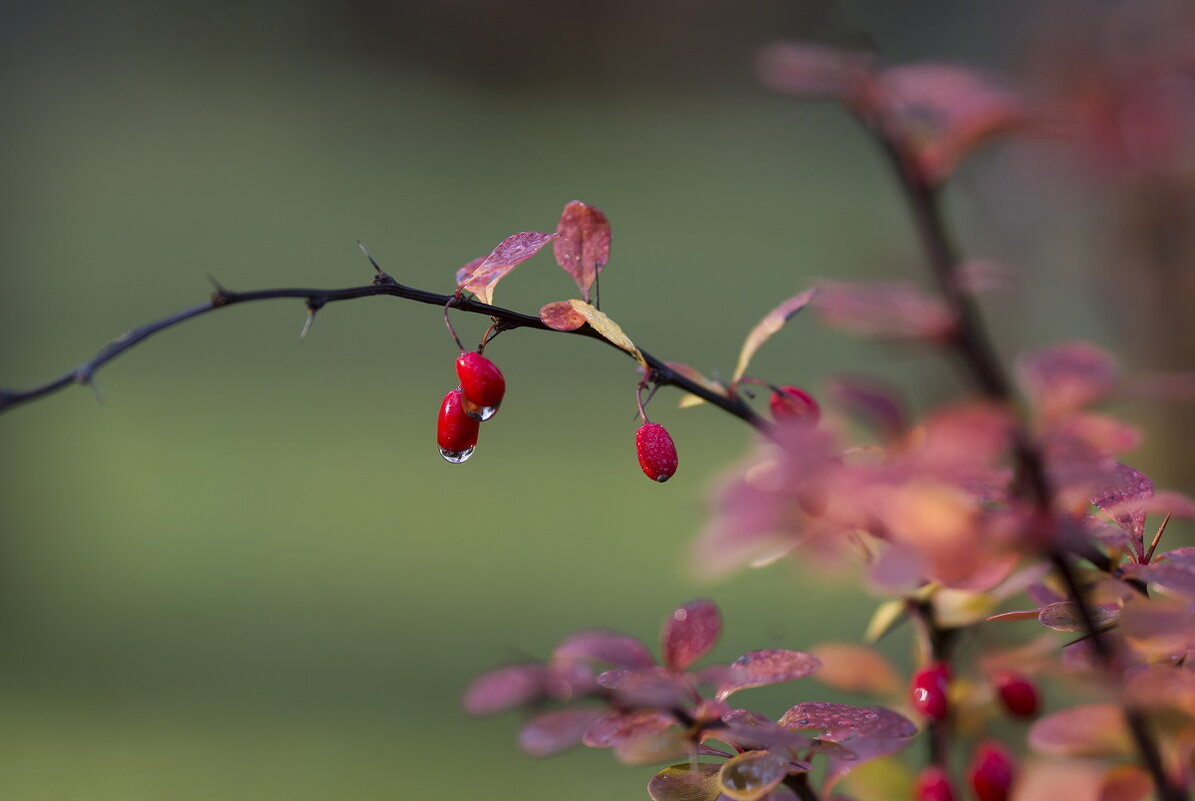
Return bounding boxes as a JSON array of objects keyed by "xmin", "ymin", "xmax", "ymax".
[
  {"xmin": 0, "ymin": 273, "xmax": 767, "ymax": 430},
  {"xmin": 858, "ymin": 102, "xmax": 1184, "ymax": 801}
]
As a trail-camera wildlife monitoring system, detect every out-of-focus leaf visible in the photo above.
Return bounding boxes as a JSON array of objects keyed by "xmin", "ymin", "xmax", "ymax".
[
  {"xmin": 553, "ymin": 201, "xmax": 610, "ymax": 304},
  {"xmin": 1016, "ymin": 341, "xmax": 1119, "ymax": 418},
  {"xmin": 518, "ymin": 707, "xmax": 605, "ymax": 757},
  {"xmin": 932, "ymin": 587, "xmax": 1000, "ymax": 628},
  {"xmin": 825, "ymin": 375, "xmax": 907, "ymax": 440},
  {"xmin": 1012, "ymin": 758, "xmax": 1105, "ymax": 801},
  {"xmin": 987, "ymin": 608, "xmax": 1042, "ymax": 623},
  {"xmin": 583, "ymin": 709, "xmax": 676, "ymax": 748},
  {"xmin": 732, "ymin": 289, "xmax": 818, "ymax": 382},
  {"xmin": 814, "ymin": 281, "xmax": 954, "ymax": 340},
  {"xmin": 877, "ymin": 64, "xmax": 1025, "ymax": 182},
  {"xmin": 648, "ymin": 763, "xmax": 722, "ymax": 801},
  {"xmin": 836, "ymin": 755, "xmax": 914, "ymax": 801},
  {"xmin": 1126, "ymin": 547, "xmax": 1195, "ymax": 598},
  {"xmin": 809, "ymin": 642, "xmax": 901, "ymax": 696},
  {"xmin": 1119, "ymin": 596, "xmax": 1195, "ymax": 657},
  {"xmin": 662, "ymin": 599, "xmax": 722, "ymax": 672},
  {"xmin": 718, "ymin": 750, "xmax": 790, "ymax": 801},
  {"xmin": 756, "ymin": 42, "xmax": 874, "ymax": 98},
  {"xmin": 1099, "ymin": 764, "xmax": 1152, "ymax": 801},
  {"xmin": 1037, "ymin": 601, "xmax": 1119, "ymax": 632},
  {"xmin": 666, "ymin": 362, "xmax": 728, "ymax": 409},
  {"xmin": 1029, "ymin": 704, "xmax": 1132, "ymax": 757},
  {"xmin": 1124, "ymin": 664, "xmax": 1195, "ymax": 720},
  {"xmin": 613, "ymin": 727, "xmax": 692, "ymax": 765},
  {"xmin": 864, "ymin": 600, "xmax": 908, "ymax": 643},
  {"xmin": 1103, "ymin": 491, "xmax": 1195, "ymax": 522},
  {"xmin": 1092, "ymin": 463, "xmax": 1154, "ymax": 560},
  {"xmin": 566, "ymin": 299, "xmax": 646, "ymax": 367},
  {"xmin": 714, "ymin": 650, "xmax": 821, "ymax": 701},
  {"xmin": 461, "ymin": 663, "xmax": 548, "ymax": 715},
  {"xmin": 715, "ymin": 709, "xmax": 812, "ymax": 751},
  {"xmin": 822, "ymin": 734, "xmax": 916, "ymax": 791},
  {"xmin": 457, "ymin": 231, "xmax": 558, "ymax": 304},
  {"xmin": 552, "ymin": 629, "xmax": 655, "ymax": 669},
  {"xmin": 539, "ymin": 300, "xmax": 587, "ymax": 331},
  {"xmin": 596, "ymin": 666, "xmax": 691, "ymax": 709}
]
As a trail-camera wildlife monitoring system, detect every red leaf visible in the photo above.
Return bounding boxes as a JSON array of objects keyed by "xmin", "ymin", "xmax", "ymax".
[
  {"xmin": 661, "ymin": 599, "xmax": 722, "ymax": 671},
  {"xmin": 716, "ymin": 709, "xmax": 812, "ymax": 751},
  {"xmin": 553, "ymin": 201, "xmax": 610, "ymax": 303},
  {"xmin": 552, "ymin": 629, "xmax": 655, "ymax": 668},
  {"xmin": 814, "ymin": 281, "xmax": 954, "ymax": 340},
  {"xmin": 778, "ymin": 702, "xmax": 881, "ymax": 741},
  {"xmin": 596, "ymin": 666, "xmax": 692, "ymax": 709},
  {"xmin": 876, "ymin": 64, "xmax": 1026, "ymax": 182},
  {"xmin": 1016, "ymin": 341, "xmax": 1120, "ymax": 418},
  {"xmin": 1091, "ymin": 463, "xmax": 1154, "ymax": 559},
  {"xmin": 539, "ymin": 300, "xmax": 587, "ymax": 331},
  {"xmin": 461, "ymin": 663, "xmax": 548, "ymax": 715},
  {"xmin": 518, "ymin": 707, "xmax": 604, "ymax": 757},
  {"xmin": 756, "ymin": 42, "xmax": 873, "ymax": 98},
  {"xmin": 457, "ymin": 231, "xmax": 558, "ymax": 304},
  {"xmin": 583, "ymin": 709, "xmax": 676, "ymax": 748},
  {"xmin": 1128, "ymin": 547, "xmax": 1195, "ymax": 598},
  {"xmin": 715, "ymin": 649, "xmax": 822, "ymax": 701}
]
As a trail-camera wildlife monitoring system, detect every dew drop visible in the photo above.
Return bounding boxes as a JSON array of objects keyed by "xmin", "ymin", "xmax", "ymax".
[
  {"xmin": 465, "ymin": 404, "xmax": 498, "ymax": 422},
  {"xmin": 439, "ymin": 445, "xmax": 476, "ymax": 464}
]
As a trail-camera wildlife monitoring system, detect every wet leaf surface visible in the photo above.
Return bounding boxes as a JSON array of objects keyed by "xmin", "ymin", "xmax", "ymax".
[
  {"xmin": 662, "ymin": 599, "xmax": 722, "ymax": 672},
  {"xmin": 553, "ymin": 200, "xmax": 610, "ymax": 303},
  {"xmin": 457, "ymin": 231, "xmax": 558, "ymax": 304}
]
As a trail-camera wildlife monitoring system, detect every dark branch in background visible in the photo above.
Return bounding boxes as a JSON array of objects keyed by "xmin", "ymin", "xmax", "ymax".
[
  {"xmin": 0, "ymin": 268, "xmax": 767, "ymax": 430},
  {"xmin": 856, "ymin": 104, "xmax": 1187, "ymax": 801}
]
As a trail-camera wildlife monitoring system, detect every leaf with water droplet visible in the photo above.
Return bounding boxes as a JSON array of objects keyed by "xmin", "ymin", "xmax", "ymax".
[
  {"xmin": 733, "ymin": 288, "xmax": 818, "ymax": 382},
  {"xmin": 779, "ymin": 702, "xmax": 912, "ymax": 741},
  {"xmin": 583, "ymin": 709, "xmax": 676, "ymax": 748},
  {"xmin": 566, "ymin": 299, "xmax": 646, "ymax": 368},
  {"xmin": 539, "ymin": 300, "xmax": 588, "ymax": 331},
  {"xmin": 718, "ymin": 750, "xmax": 790, "ymax": 801},
  {"xmin": 457, "ymin": 231, "xmax": 558, "ymax": 305},
  {"xmin": 613, "ymin": 727, "xmax": 692, "ymax": 765},
  {"xmin": 662, "ymin": 599, "xmax": 722, "ymax": 671},
  {"xmin": 715, "ymin": 649, "xmax": 821, "ymax": 700},
  {"xmin": 648, "ymin": 763, "xmax": 722, "ymax": 801},
  {"xmin": 553, "ymin": 200, "xmax": 610, "ymax": 304}
]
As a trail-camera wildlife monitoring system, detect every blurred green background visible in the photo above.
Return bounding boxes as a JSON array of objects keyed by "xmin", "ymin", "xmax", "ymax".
[{"xmin": 2, "ymin": 2, "xmax": 1191, "ymax": 799}]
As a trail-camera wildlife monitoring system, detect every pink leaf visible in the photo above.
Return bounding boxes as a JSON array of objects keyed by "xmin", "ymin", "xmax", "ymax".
[
  {"xmin": 814, "ymin": 281, "xmax": 955, "ymax": 340},
  {"xmin": 553, "ymin": 629, "xmax": 655, "ymax": 669},
  {"xmin": 539, "ymin": 300, "xmax": 587, "ymax": 331},
  {"xmin": 824, "ymin": 375, "xmax": 907, "ymax": 440},
  {"xmin": 716, "ymin": 709, "xmax": 812, "ymax": 751},
  {"xmin": 661, "ymin": 599, "xmax": 722, "ymax": 671},
  {"xmin": 756, "ymin": 42, "xmax": 873, "ymax": 98},
  {"xmin": 461, "ymin": 663, "xmax": 548, "ymax": 715},
  {"xmin": 583, "ymin": 709, "xmax": 676, "ymax": 748},
  {"xmin": 778, "ymin": 702, "xmax": 876, "ymax": 741},
  {"xmin": 1127, "ymin": 547, "xmax": 1195, "ymax": 598},
  {"xmin": 596, "ymin": 666, "xmax": 691, "ymax": 709},
  {"xmin": 1016, "ymin": 341, "xmax": 1120, "ymax": 418},
  {"xmin": 714, "ymin": 649, "xmax": 822, "ymax": 701},
  {"xmin": 518, "ymin": 707, "xmax": 604, "ymax": 757},
  {"xmin": 553, "ymin": 201, "xmax": 611, "ymax": 303},
  {"xmin": 1091, "ymin": 463, "xmax": 1154, "ymax": 560},
  {"xmin": 457, "ymin": 231, "xmax": 558, "ymax": 305},
  {"xmin": 454, "ymin": 256, "xmax": 485, "ymax": 287},
  {"xmin": 1028, "ymin": 704, "xmax": 1132, "ymax": 757},
  {"xmin": 732, "ymin": 288, "xmax": 819, "ymax": 382}
]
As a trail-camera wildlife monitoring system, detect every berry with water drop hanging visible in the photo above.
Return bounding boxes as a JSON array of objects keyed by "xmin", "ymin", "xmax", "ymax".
[{"xmin": 437, "ymin": 388, "xmax": 480, "ymax": 463}]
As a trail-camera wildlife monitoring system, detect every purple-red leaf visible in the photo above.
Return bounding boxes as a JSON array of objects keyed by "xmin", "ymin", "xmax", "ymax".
[
  {"xmin": 732, "ymin": 288, "xmax": 819, "ymax": 382},
  {"xmin": 539, "ymin": 300, "xmax": 587, "ymax": 331},
  {"xmin": 1092, "ymin": 463, "xmax": 1154, "ymax": 560},
  {"xmin": 552, "ymin": 629, "xmax": 655, "ymax": 669},
  {"xmin": 1016, "ymin": 341, "xmax": 1119, "ymax": 418},
  {"xmin": 461, "ymin": 663, "xmax": 548, "ymax": 715},
  {"xmin": 778, "ymin": 702, "xmax": 880, "ymax": 741},
  {"xmin": 553, "ymin": 201, "xmax": 611, "ymax": 304},
  {"xmin": 583, "ymin": 709, "xmax": 676, "ymax": 748},
  {"xmin": 756, "ymin": 42, "xmax": 873, "ymax": 98},
  {"xmin": 457, "ymin": 231, "xmax": 558, "ymax": 305},
  {"xmin": 814, "ymin": 281, "xmax": 955, "ymax": 340},
  {"xmin": 714, "ymin": 649, "xmax": 821, "ymax": 701},
  {"xmin": 662, "ymin": 599, "xmax": 722, "ymax": 671},
  {"xmin": 518, "ymin": 707, "xmax": 605, "ymax": 757},
  {"xmin": 716, "ymin": 709, "xmax": 812, "ymax": 752},
  {"xmin": 1128, "ymin": 547, "xmax": 1195, "ymax": 598},
  {"xmin": 597, "ymin": 666, "xmax": 692, "ymax": 709}
]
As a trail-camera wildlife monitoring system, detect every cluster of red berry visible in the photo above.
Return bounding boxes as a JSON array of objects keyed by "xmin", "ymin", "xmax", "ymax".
[
  {"xmin": 436, "ymin": 351, "xmax": 506, "ymax": 463},
  {"xmin": 909, "ymin": 663, "xmax": 1039, "ymax": 801}
]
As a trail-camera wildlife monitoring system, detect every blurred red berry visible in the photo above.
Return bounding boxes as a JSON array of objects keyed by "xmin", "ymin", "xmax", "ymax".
[
  {"xmin": 992, "ymin": 670, "xmax": 1039, "ymax": 718},
  {"xmin": 968, "ymin": 741, "xmax": 1016, "ymax": 801},
  {"xmin": 915, "ymin": 766, "xmax": 955, "ymax": 801},
  {"xmin": 636, "ymin": 423, "xmax": 678, "ymax": 482},
  {"xmin": 769, "ymin": 385, "xmax": 821, "ymax": 423},
  {"xmin": 456, "ymin": 351, "xmax": 506, "ymax": 412},
  {"xmin": 910, "ymin": 662, "xmax": 951, "ymax": 720},
  {"xmin": 437, "ymin": 388, "xmax": 480, "ymax": 462}
]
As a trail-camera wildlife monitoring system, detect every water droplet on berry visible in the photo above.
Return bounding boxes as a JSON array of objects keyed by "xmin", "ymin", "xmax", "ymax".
[
  {"xmin": 439, "ymin": 446, "xmax": 476, "ymax": 464},
  {"xmin": 465, "ymin": 404, "xmax": 498, "ymax": 422}
]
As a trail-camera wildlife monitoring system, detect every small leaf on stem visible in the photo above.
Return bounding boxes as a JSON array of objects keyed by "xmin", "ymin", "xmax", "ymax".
[
  {"xmin": 662, "ymin": 599, "xmax": 722, "ymax": 671},
  {"xmin": 732, "ymin": 288, "xmax": 818, "ymax": 382},
  {"xmin": 457, "ymin": 231, "xmax": 558, "ymax": 305},
  {"xmin": 553, "ymin": 200, "xmax": 611, "ymax": 303}
]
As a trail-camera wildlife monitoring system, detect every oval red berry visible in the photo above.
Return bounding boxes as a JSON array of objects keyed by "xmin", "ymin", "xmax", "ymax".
[
  {"xmin": 437, "ymin": 388, "xmax": 480, "ymax": 462},
  {"xmin": 992, "ymin": 670, "xmax": 1039, "ymax": 718},
  {"xmin": 915, "ymin": 766, "xmax": 955, "ymax": 801},
  {"xmin": 636, "ymin": 423, "xmax": 678, "ymax": 483},
  {"xmin": 967, "ymin": 741, "xmax": 1016, "ymax": 801},
  {"xmin": 769, "ymin": 385, "xmax": 820, "ymax": 423},
  {"xmin": 456, "ymin": 351, "xmax": 506, "ymax": 410},
  {"xmin": 909, "ymin": 662, "xmax": 951, "ymax": 721}
]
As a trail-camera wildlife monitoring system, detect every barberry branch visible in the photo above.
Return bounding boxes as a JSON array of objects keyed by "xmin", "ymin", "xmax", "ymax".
[
  {"xmin": 858, "ymin": 105, "xmax": 1186, "ymax": 801},
  {"xmin": 0, "ymin": 269, "xmax": 767, "ymax": 430}
]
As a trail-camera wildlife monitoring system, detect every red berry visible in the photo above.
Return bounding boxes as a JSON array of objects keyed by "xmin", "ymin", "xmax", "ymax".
[
  {"xmin": 437, "ymin": 388, "xmax": 480, "ymax": 463},
  {"xmin": 635, "ymin": 423, "xmax": 678, "ymax": 482},
  {"xmin": 915, "ymin": 766, "xmax": 955, "ymax": 801},
  {"xmin": 992, "ymin": 670, "xmax": 1039, "ymax": 718},
  {"xmin": 769, "ymin": 385, "xmax": 820, "ymax": 423},
  {"xmin": 909, "ymin": 662, "xmax": 951, "ymax": 721},
  {"xmin": 456, "ymin": 351, "xmax": 506, "ymax": 414},
  {"xmin": 967, "ymin": 741, "xmax": 1016, "ymax": 801}
]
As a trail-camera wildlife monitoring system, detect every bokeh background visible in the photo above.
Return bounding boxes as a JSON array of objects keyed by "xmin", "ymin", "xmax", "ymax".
[{"xmin": 2, "ymin": 1, "xmax": 1193, "ymax": 799}]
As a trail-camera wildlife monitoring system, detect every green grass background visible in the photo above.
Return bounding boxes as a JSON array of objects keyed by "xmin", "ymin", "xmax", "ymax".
[{"xmin": 1, "ymin": 7, "xmax": 1185, "ymax": 799}]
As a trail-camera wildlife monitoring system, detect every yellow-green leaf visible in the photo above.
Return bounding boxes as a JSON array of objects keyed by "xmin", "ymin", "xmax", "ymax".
[
  {"xmin": 733, "ymin": 288, "xmax": 818, "ymax": 382},
  {"xmin": 864, "ymin": 600, "xmax": 907, "ymax": 644},
  {"xmin": 568, "ymin": 299, "xmax": 646, "ymax": 368}
]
